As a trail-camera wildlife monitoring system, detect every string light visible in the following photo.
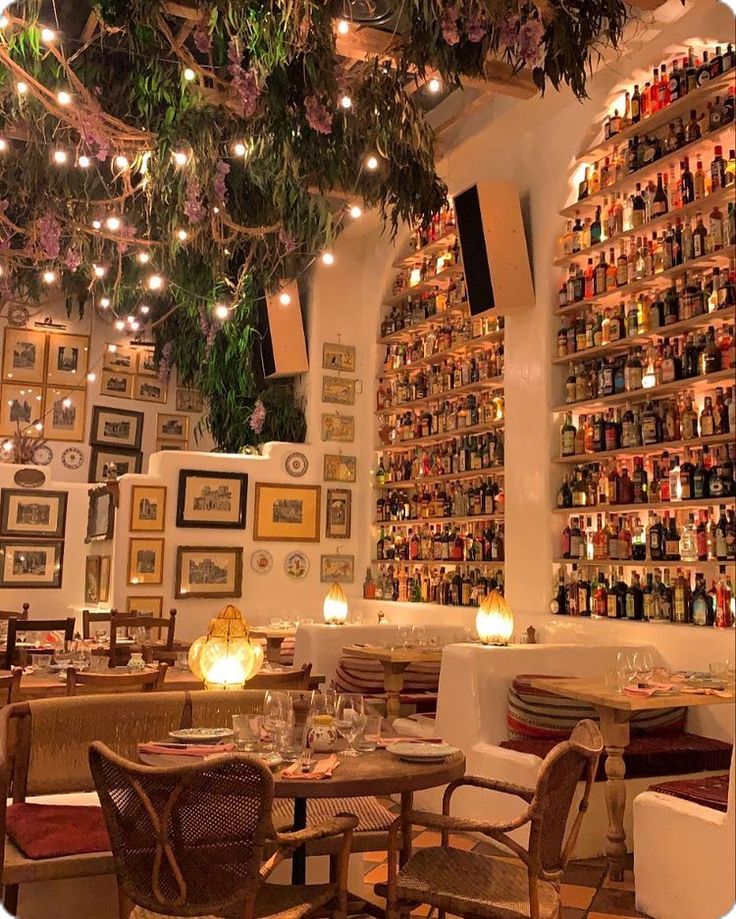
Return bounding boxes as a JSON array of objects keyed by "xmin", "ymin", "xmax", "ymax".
[
  {"xmin": 126, "ymin": 315, "xmax": 135, "ymax": 325},
  {"xmin": 214, "ymin": 303, "xmax": 229, "ymax": 320},
  {"xmin": 147, "ymin": 274, "xmax": 163, "ymax": 291},
  {"xmin": 40, "ymin": 27, "xmax": 56, "ymax": 42},
  {"xmin": 172, "ymin": 150, "xmax": 189, "ymax": 166},
  {"xmin": 114, "ymin": 154, "xmax": 130, "ymax": 171},
  {"xmin": 57, "ymin": 90, "xmax": 72, "ymax": 106},
  {"xmin": 365, "ymin": 155, "xmax": 379, "ymax": 170},
  {"xmin": 93, "ymin": 264, "xmax": 106, "ymax": 278},
  {"xmin": 233, "ymin": 141, "xmax": 247, "ymax": 157},
  {"xmin": 52, "ymin": 149, "xmax": 67, "ymax": 165},
  {"xmin": 340, "ymin": 95, "xmax": 352, "ymax": 109},
  {"xmin": 0, "ymin": 138, "xmax": 7, "ymax": 152},
  {"xmin": 278, "ymin": 292, "xmax": 291, "ymax": 306},
  {"xmin": 321, "ymin": 251, "xmax": 335, "ymax": 266},
  {"xmin": 34, "ymin": 421, "xmax": 43, "ymax": 432},
  {"xmin": 100, "ymin": 297, "xmax": 110, "ymax": 308},
  {"xmin": 114, "ymin": 320, "xmax": 125, "ymax": 331},
  {"xmin": 92, "ymin": 219, "xmax": 102, "ymax": 230},
  {"xmin": 87, "ymin": 372, "xmax": 96, "ymax": 382},
  {"xmin": 107, "ymin": 344, "xmax": 117, "ymax": 352},
  {"xmin": 105, "ymin": 216, "xmax": 121, "ymax": 231},
  {"xmin": 42, "ymin": 270, "xmax": 56, "ymax": 284},
  {"xmin": 427, "ymin": 77, "xmax": 442, "ymax": 93},
  {"xmin": 349, "ymin": 204, "xmax": 362, "ymax": 219},
  {"xmin": 130, "ymin": 320, "xmax": 140, "ymax": 331},
  {"xmin": 16, "ymin": 81, "xmax": 27, "ymax": 95},
  {"xmin": 139, "ymin": 304, "xmax": 150, "ymax": 314},
  {"xmin": 136, "ymin": 251, "xmax": 150, "ymax": 264},
  {"xmin": 2, "ymin": 441, "xmax": 12, "ymax": 452},
  {"xmin": 0, "ymin": 15, "xmax": 8, "ymax": 28},
  {"xmin": 183, "ymin": 67, "xmax": 196, "ymax": 82},
  {"xmin": 78, "ymin": 155, "xmax": 91, "ymax": 168},
  {"xmin": 337, "ymin": 19, "xmax": 349, "ymax": 34},
  {"xmin": 176, "ymin": 228, "xmax": 188, "ymax": 241},
  {"xmin": 62, "ymin": 397, "xmax": 72, "ymax": 408}
]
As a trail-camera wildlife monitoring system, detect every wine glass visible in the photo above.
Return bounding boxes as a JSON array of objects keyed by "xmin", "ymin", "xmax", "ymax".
[
  {"xmin": 335, "ymin": 694, "xmax": 367, "ymax": 757},
  {"xmin": 614, "ymin": 650, "xmax": 634, "ymax": 693},
  {"xmin": 263, "ymin": 690, "xmax": 293, "ymax": 751},
  {"xmin": 632, "ymin": 650, "xmax": 654, "ymax": 685}
]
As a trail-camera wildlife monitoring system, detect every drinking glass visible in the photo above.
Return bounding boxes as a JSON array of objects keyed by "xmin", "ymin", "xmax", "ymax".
[
  {"xmin": 398, "ymin": 625, "xmax": 412, "ymax": 648},
  {"xmin": 30, "ymin": 653, "xmax": 49, "ymax": 672},
  {"xmin": 708, "ymin": 661, "xmax": 729, "ymax": 682},
  {"xmin": 263, "ymin": 690, "xmax": 293, "ymax": 751},
  {"xmin": 632, "ymin": 650, "xmax": 654, "ymax": 684},
  {"xmin": 278, "ymin": 723, "xmax": 308, "ymax": 762},
  {"xmin": 335, "ymin": 694, "xmax": 367, "ymax": 757},
  {"xmin": 354, "ymin": 713, "xmax": 381, "ymax": 752},
  {"xmin": 615, "ymin": 650, "xmax": 634, "ymax": 693},
  {"xmin": 412, "ymin": 625, "xmax": 428, "ymax": 648},
  {"xmin": 232, "ymin": 714, "xmax": 263, "ymax": 752}
]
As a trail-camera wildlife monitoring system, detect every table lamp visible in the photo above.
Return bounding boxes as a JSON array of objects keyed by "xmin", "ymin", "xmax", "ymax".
[
  {"xmin": 475, "ymin": 589, "xmax": 514, "ymax": 646},
  {"xmin": 188, "ymin": 604, "xmax": 264, "ymax": 690},
  {"xmin": 323, "ymin": 581, "xmax": 349, "ymax": 625}
]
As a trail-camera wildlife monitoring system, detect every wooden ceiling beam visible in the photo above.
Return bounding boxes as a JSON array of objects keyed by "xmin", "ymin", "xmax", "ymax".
[{"xmin": 626, "ymin": 0, "xmax": 668, "ymax": 8}]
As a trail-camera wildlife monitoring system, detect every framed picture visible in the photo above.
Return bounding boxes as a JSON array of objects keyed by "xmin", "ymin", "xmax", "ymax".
[
  {"xmin": 0, "ymin": 383, "xmax": 43, "ymax": 436},
  {"xmin": 90, "ymin": 405, "xmax": 144, "ymax": 450},
  {"xmin": 89, "ymin": 446, "xmax": 142, "ymax": 483},
  {"xmin": 98, "ymin": 555, "xmax": 111, "ymax": 602},
  {"xmin": 176, "ymin": 470, "xmax": 247, "ymax": 529},
  {"xmin": 130, "ymin": 485, "xmax": 167, "ymax": 532},
  {"xmin": 320, "ymin": 554, "xmax": 355, "ymax": 584},
  {"xmin": 322, "ymin": 342, "xmax": 355, "ymax": 373},
  {"xmin": 0, "ymin": 539, "xmax": 64, "ymax": 588},
  {"xmin": 46, "ymin": 333, "xmax": 90, "ymax": 387},
  {"xmin": 323, "ymin": 454, "xmax": 357, "ymax": 483},
  {"xmin": 321, "ymin": 413, "xmax": 354, "ymax": 443},
  {"xmin": 322, "ymin": 376, "xmax": 359, "ymax": 405},
  {"xmin": 100, "ymin": 370, "xmax": 133, "ymax": 400},
  {"xmin": 156, "ymin": 440, "xmax": 185, "ymax": 452},
  {"xmin": 127, "ymin": 537, "xmax": 164, "ymax": 586},
  {"xmin": 103, "ymin": 345, "xmax": 137, "ymax": 374},
  {"xmin": 156, "ymin": 413, "xmax": 189, "ymax": 442},
  {"xmin": 86, "ymin": 485, "xmax": 115, "ymax": 542},
  {"xmin": 176, "ymin": 388, "xmax": 204, "ymax": 413},
  {"xmin": 126, "ymin": 595, "xmax": 162, "ymax": 617},
  {"xmin": 2, "ymin": 328, "xmax": 47, "ymax": 384},
  {"xmin": 0, "ymin": 488, "xmax": 67, "ymax": 538},
  {"xmin": 134, "ymin": 376, "xmax": 167, "ymax": 404},
  {"xmin": 253, "ymin": 483, "xmax": 321, "ymax": 542},
  {"xmin": 325, "ymin": 488, "xmax": 351, "ymax": 539},
  {"xmin": 85, "ymin": 555, "xmax": 101, "ymax": 605},
  {"xmin": 136, "ymin": 350, "xmax": 158, "ymax": 377},
  {"xmin": 175, "ymin": 546, "xmax": 243, "ymax": 599},
  {"xmin": 44, "ymin": 387, "xmax": 87, "ymax": 442}
]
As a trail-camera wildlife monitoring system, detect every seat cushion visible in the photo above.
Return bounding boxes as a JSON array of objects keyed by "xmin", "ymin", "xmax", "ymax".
[
  {"xmin": 500, "ymin": 734, "xmax": 733, "ymax": 782},
  {"xmin": 648, "ymin": 773, "xmax": 730, "ymax": 813},
  {"xmin": 335, "ymin": 656, "xmax": 440, "ymax": 695},
  {"xmin": 376, "ymin": 847, "xmax": 558, "ymax": 919},
  {"xmin": 507, "ymin": 674, "xmax": 686, "ymax": 741},
  {"xmin": 5, "ymin": 804, "xmax": 110, "ymax": 860}
]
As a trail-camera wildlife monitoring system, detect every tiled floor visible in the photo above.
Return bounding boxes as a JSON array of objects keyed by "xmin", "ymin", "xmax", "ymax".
[{"xmin": 362, "ymin": 829, "xmax": 649, "ymax": 919}]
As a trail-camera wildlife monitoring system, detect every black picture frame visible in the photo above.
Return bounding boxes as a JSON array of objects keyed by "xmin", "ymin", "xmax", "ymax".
[
  {"xmin": 85, "ymin": 485, "xmax": 116, "ymax": 543},
  {"xmin": 88, "ymin": 446, "xmax": 143, "ymax": 483},
  {"xmin": 175, "ymin": 469, "xmax": 248, "ymax": 529},
  {"xmin": 0, "ymin": 539, "xmax": 64, "ymax": 588},
  {"xmin": 90, "ymin": 405, "xmax": 144, "ymax": 450},
  {"xmin": 174, "ymin": 545, "xmax": 243, "ymax": 599},
  {"xmin": 0, "ymin": 488, "xmax": 68, "ymax": 538}
]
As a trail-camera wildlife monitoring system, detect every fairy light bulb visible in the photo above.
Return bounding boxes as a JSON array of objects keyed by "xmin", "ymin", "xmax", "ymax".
[
  {"xmin": 321, "ymin": 251, "xmax": 335, "ymax": 266},
  {"xmin": 0, "ymin": 138, "xmax": 7, "ymax": 152},
  {"xmin": 172, "ymin": 150, "xmax": 188, "ymax": 166},
  {"xmin": 176, "ymin": 228, "xmax": 188, "ymax": 241},
  {"xmin": 126, "ymin": 315, "xmax": 135, "ymax": 325},
  {"xmin": 42, "ymin": 270, "xmax": 56, "ymax": 284},
  {"xmin": 34, "ymin": 421, "xmax": 43, "ymax": 432},
  {"xmin": 2, "ymin": 441, "xmax": 13, "ymax": 451},
  {"xmin": 86, "ymin": 372, "xmax": 96, "ymax": 382},
  {"xmin": 92, "ymin": 219, "xmax": 102, "ymax": 230},
  {"xmin": 107, "ymin": 344, "xmax": 117, "ymax": 353},
  {"xmin": 349, "ymin": 205, "xmax": 362, "ymax": 219},
  {"xmin": 114, "ymin": 320, "xmax": 125, "ymax": 331},
  {"xmin": 340, "ymin": 95, "xmax": 352, "ymax": 109},
  {"xmin": 137, "ymin": 251, "xmax": 150, "ymax": 264},
  {"xmin": 233, "ymin": 141, "xmax": 247, "ymax": 157},
  {"xmin": 278, "ymin": 292, "xmax": 291, "ymax": 306},
  {"xmin": 365, "ymin": 155, "xmax": 379, "ymax": 171},
  {"xmin": 139, "ymin": 304, "xmax": 150, "ymax": 315},
  {"xmin": 427, "ymin": 77, "xmax": 442, "ymax": 93},
  {"xmin": 130, "ymin": 320, "xmax": 140, "ymax": 331},
  {"xmin": 52, "ymin": 149, "xmax": 67, "ymax": 165},
  {"xmin": 183, "ymin": 67, "xmax": 196, "ymax": 82},
  {"xmin": 0, "ymin": 15, "xmax": 8, "ymax": 28},
  {"xmin": 106, "ymin": 216, "xmax": 121, "ymax": 232},
  {"xmin": 114, "ymin": 154, "xmax": 130, "ymax": 171},
  {"xmin": 214, "ymin": 303, "xmax": 229, "ymax": 320},
  {"xmin": 16, "ymin": 81, "xmax": 28, "ymax": 95},
  {"xmin": 62, "ymin": 398, "xmax": 72, "ymax": 408},
  {"xmin": 93, "ymin": 264, "xmax": 106, "ymax": 278},
  {"xmin": 41, "ymin": 27, "xmax": 56, "ymax": 42},
  {"xmin": 100, "ymin": 297, "xmax": 110, "ymax": 308},
  {"xmin": 337, "ymin": 19, "xmax": 349, "ymax": 34},
  {"xmin": 78, "ymin": 155, "xmax": 91, "ymax": 168},
  {"xmin": 147, "ymin": 274, "xmax": 163, "ymax": 291},
  {"xmin": 57, "ymin": 90, "xmax": 72, "ymax": 106}
]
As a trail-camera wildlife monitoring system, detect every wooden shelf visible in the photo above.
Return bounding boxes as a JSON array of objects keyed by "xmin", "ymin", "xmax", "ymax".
[
  {"xmin": 392, "ymin": 230, "xmax": 458, "ymax": 268},
  {"xmin": 376, "ymin": 376, "xmax": 505, "ymax": 414},
  {"xmin": 380, "ymin": 329, "xmax": 504, "ymax": 377},
  {"xmin": 553, "ymin": 186, "xmax": 734, "ymax": 268},
  {"xmin": 556, "ymin": 246, "xmax": 736, "ymax": 316},
  {"xmin": 560, "ymin": 121, "xmax": 736, "ymax": 219},
  {"xmin": 553, "ymin": 496, "xmax": 735, "ymax": 515},
  {"xmin": 377, "ymin": 304, "xmax": 469, "ymax": 345},
  {"xmin": 573, "ymin": 70, "xmax": 736, "ymax": 166},
  {"xmin": 552, "ymin": 307, "xmax": 735, "ymax": 365},
  {"xmin": 377, "ymin": 420, "xmax": 505, "ymax": 453},
  {"xmin": 554, "ymin": 557, "xmax": 732, "ymax": 569},
  {"xmin": 551, "ymin": 367, "xmax": 734, "ymax": 414},
  {"xmin": 552, "ymin": 431, "xmax": 735, "ymax": 465},
  {"xmin": 375, "ymin": 467, "xmax": 505, "ymax": 489},
  {"xmin": 374, "ymin": 514, "xmax": 505, "ymax": 527},
  {"xmin": 372, "ymin": 558, "xmax": 505, "ymax": 568},
  {"xmin": 383, "ymin": 263, "xmax": 464, "ymax": 308}
]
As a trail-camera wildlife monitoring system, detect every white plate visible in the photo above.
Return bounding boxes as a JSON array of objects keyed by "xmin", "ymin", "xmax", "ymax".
[
  {"xmin": 386, "ymin": 742, "xmax": 458, "ymax": 762},
  {"xmin": 168, "ymin": 728, "xmax": 234, "ymax": 744}
]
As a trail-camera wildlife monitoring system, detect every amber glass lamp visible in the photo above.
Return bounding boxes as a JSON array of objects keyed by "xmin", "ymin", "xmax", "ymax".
[
  {"xmin": 188, "ymin": 605, "xmax": 264, "ymax": 690},
  {"xmin": 323, "ymin": 581, "xmax": 349, "ymax": 625},
  {"xmin": 475, "ymin": 589, "xmax": 514, "ymax": 646}
]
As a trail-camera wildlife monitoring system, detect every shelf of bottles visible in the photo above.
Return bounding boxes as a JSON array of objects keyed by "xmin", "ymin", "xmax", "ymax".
[
  {"xmin": 367, "ymin": 204, "xmax": 506, "ymax": 610},
  {"xmin": 551, "ymin": 42, "xmax": 736, "ymax": 630}
]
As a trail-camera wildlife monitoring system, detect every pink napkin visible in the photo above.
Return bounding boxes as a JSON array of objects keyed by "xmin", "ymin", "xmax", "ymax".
[
  {"xmin": 680, "ymin": 688, "xmax": 733, "ymax": 698},
  {"xmin": 137, "ymin": 742, "xmax": 237, "ymax": 757},
  {"xmin": 624, "ymin": 686, "xmax": 657, "ymax": 697},
  {"xmin": 281, "ymin": 754, "xmax": 339, "ymax": 780}
]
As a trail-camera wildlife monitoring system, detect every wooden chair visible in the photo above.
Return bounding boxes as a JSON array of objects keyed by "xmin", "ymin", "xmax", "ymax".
[
  {"xmin": 0, "ymin": 604, "xmax": 29, "ymax": 622},
  {"xmin": 66, "ymin": 662, "xmax": 168, "ymax": 696},
  {"xmin": 0, "ymin": 669, "xmax": 22, "ymax": 706},
  {"xmin": 88, "ymin": 743, "xmax": 358, "ymax": 919},
  {"xmin": 109, "ymin": 609, "xmax": 177, "ymax": 667},
  {"xmin": 378, "ymin": 720, "xmax": 604, "ymax": 919},
  {"xmin": 247, "ymin": 662, "xmax": 313, "ymax": 690},
  {"xmin": 4, "ymin": 617, "xmax": 75, "ymax": 670}
]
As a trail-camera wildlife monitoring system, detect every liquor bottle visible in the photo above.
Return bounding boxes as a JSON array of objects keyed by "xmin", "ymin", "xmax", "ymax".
[
  {"xmin": 550, "ymin": 570, "xmax": 568, "ymax": 615},
  {"xmin": 648, "ymin": 512, "xmax": 664, "ymax": 560},
  {"xmin": 711, "ymin": 146, "xmax": 726, "ymax": 191},
  {"xmin": 691, "ymin": 574, "xmax": 713, "ymax": 626},
  {"xmin": 664, "ymin": 513, "xmax": 681, "ymax": 561},
  {"xmin": 625, "ymin": 572, "xmax": 644, "ymax": 620},
  {"xmin": 561, "ymin": 412, "xmax": 577, "ymax": 457},
  {"xmin": 673, "ymin": 568, "xmax": 691, "ymax": 623},
  {"xmin": 651, "ymin": 173, "xmax": 668, "ymax": 216}
]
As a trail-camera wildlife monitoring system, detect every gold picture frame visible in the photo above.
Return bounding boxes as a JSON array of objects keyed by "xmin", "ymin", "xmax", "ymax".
[
  {"xmin": 134, "ymin": 375, "xmax": 168, "ymax": 404},
  {"xmin": 43, "ymin": 386, "xmax": 87, "ymax": 442},
  {"xmin": 100, "ymin": 370, "xmax": 133, "ymax": 400},
  {"xmin": 323, "ymin": 454, "xmax": 357, "ymax": 483},
  {"xmin": 322, "ymin": 375, "xmax": 359, "ymax": 405},
  {"xmin": 2, "ymin": 328, "xmax": 47, "ymax": 384},
  {"xmin": 325, "ymin": 488, "xmax": 351, "ymax": 539},
  {"xmin": 321, "ymin": 413, "xmax": 354, "ymax": 443},
  {"xmin": 176, "ymin": 388, "xmax": 204, "ymax": 413},
  {"xmin": 320, "ymin": 554, "xmax": 355, "ymax": 583},
  {"xmin": 103, "ymin": 345, "xmax": 137, "ymax": 374},
  {"xmin": 130, "ymin": 485, "xmax": 167, "ymax": 532},
  {"xmin": 46, "ymin": 333, "xmax": 90, "ymax": 387},
  {"xmin": 253, "ymin": 482, "xmax": 321, "ymax": 542},
  {"xmin": 322, "ymin": 342, "xmax": 355, "ymax": 373},
  {"xmin": 136, "ymin": 349, "xmax": 158, "ymax": 377},
  {"xmin": 127, "ymin": 537, "xmax": 164, "ymax": 586},
  {"xmin": 0, "ymin": 383, "xmax": 43, "ymax": 436},
  {"xmin": 126, "ymin": 595, "xmax": 163, "ymax": 617},
  {"xmin": 156, "ymin": 413, "xmax": 189, "ymax": 441}
]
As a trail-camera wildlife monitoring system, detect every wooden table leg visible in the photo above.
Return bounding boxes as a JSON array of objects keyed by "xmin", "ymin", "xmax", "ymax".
[
  {"xmin": 291, "ymin": 796, "xmax": 308, "ymax": 884},
  {"xmin": 595, "ymin": 705, "xmax": 631, "ymax": 882},
  {"xmin": 383, "ymin": 662, "xmax": 408, "ymax": 722},
  {"xmin": 400, "ymin": 790, "xmax": 413, "ymax": 868}
]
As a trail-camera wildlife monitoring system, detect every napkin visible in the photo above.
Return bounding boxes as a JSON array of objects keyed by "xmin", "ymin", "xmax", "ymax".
[
  {"xmin": 137, "ymin": 742, "xmax": 237, "ymax": 757},
  {"xmin": 624, "ymin": 686, "xmax": 657, "ymax": 697},
  {"xmin": 281, "ymin": 754, "xmax": 339, "ymax": 780},
  {"xmin": 679, "ymin": 688, "xmax": 733, "ymax": 698}
]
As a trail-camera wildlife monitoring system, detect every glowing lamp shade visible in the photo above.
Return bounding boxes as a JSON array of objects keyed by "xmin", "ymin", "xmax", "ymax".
[
  {"xmin": 188, "ymin": 605, "xmax": 264, "ymax": 690},
  {"xmin": 323, "ymin": 582, "xmax": 349, "ymax": 625},
  {"xmin": 475, "ymin": 590, "xmax": 514, "ymax": 646}
]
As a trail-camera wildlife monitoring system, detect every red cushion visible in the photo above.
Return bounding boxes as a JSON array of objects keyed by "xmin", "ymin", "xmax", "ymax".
[
  {"xmin": 499, "ymin": 734, "xmax": 733, "ymax": 782},
  {"xmin": 649, "ymin": 773, "xmax": 730, "ymax": 813},
  {"xmin": 6, "ymin": 804, "xmax": 110, "ymax": 860}
]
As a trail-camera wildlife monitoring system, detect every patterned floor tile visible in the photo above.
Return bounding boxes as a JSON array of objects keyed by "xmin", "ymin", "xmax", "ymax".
[
  {"xmin": 561, "ymin": 884, "xmax": 596, "ymax": 910},
  {"xmin": 363, "ymin": 864, "xmax": 388, "ymax": 885},
  {"xmin": 413, "ymin": 830, "xmax": 476, "ymax": 850},
  {"xmin": 589, "ymin": 886, "xmax": 647, "ymax": 917}
]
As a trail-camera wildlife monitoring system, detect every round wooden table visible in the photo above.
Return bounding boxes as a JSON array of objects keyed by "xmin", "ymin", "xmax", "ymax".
[{"xmin": 141, "ymin": 747, "xmax": 465, "ymax": 884}]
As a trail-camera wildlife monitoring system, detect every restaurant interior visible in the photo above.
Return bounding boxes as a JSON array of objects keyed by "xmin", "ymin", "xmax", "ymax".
[{"xmin": 0, "ymin": 0, "xmax": 733, "ymax": 917}]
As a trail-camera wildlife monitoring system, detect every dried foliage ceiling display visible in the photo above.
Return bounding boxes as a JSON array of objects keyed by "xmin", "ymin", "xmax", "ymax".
[{"xmin": 0, "ymin": 0, "xmax": 633, "ymax": 451}]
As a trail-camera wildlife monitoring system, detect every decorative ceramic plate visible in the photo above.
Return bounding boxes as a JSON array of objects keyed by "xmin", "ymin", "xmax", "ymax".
[
  {"xmin": 251, "ymin": 549, "xmax": 273, "ymax": 574},
  {"xmin": 32, "ymin": 445, "xmax": 53, "ymax": 466},
  {"xmin": 7, "ymin": 305, "xmax": 30, "ymax": 327},
  {"xmin": 61, "ymin": 447, "xmax": 85, "ymax": 470},
  {"xmin": 386, "ymin": 742, "xmax": 459, "ymax": 763},
  {"xmin": 285, "ymin": 451, "xmax": 309, "ymax": 477},
  {"xmin": 284, "ymin": 551, "xmax": 310, "ymax": 580},
  {"xmin": 168, "ymin": 728, "xmax": 234, "ymax": 744}
]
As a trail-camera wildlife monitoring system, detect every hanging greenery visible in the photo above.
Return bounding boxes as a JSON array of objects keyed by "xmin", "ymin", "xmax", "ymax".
[{"xmin": 0, "ymin": 0, "xmax": 633, "ymax": 450}]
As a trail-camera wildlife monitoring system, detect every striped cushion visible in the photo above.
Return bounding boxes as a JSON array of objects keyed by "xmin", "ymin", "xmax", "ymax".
[
  {"xmin": 280, "ymin": 636, "xmax": 295, "ymax": 667},
  {"xmin": 507, "ymin": 674, "xmax": 686, "ymax": 741},
  {"xmin": 334, "ymin": 656, "xmax": 440, "ymax": 695},
  {"xmin": 272, "ymin": 796, "xmax": 394, "ymax": 832}
]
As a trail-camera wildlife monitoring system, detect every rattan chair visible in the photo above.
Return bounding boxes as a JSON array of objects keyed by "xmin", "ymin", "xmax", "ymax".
[
  {"xmin": 66, "ymin": 663, "xmax": 168, "ymax": 696},
  {"xmin": 89, "ymin": 743, "xmax": 358, "ymax": 919},
  {"xmin": 0, "ymin": 668, "xmax": 22, "ymax": 706},
  {"xmin": 378, "ymin": 719, "xmax": 604, "ymax": 919}
]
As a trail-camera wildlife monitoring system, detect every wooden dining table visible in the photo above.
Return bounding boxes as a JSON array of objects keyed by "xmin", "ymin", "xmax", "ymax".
[
  {"xmin": 342, "ymin": 644, "xmax": 444, "ymax": 721},
  {"xmin": 529, "ymin": 676, "xmax": 735, "ymax": 882}
]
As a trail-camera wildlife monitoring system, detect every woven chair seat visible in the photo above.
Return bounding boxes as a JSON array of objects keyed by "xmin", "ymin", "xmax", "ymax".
[
  {"xmin": 272, "ymin": 796, "xmax": 394, "ymax": 834},
  {"xmin": 377, "ymin": 848, "xmax": 559, "ymax": 919},
  {"xmin": 130, "ymin": 882, "xmax": 336, "ymax": 919}
]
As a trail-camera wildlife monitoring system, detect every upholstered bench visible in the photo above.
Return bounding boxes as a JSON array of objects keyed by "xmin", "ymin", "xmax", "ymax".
[
  {"xmin": 647, "ymin": 772, "xmax": 730, "ymax": 813},
  {"xmin": 334, "ymin": 655, "xmax": 440, "ymax": 714}
]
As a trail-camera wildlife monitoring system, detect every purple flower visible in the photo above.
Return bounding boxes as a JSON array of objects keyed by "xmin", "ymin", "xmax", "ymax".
[
  {"xmin": 518, "ymin": 19, "xmax": 545, "ymax": 66},
  {"xmin": 214, "ymin": 160, "xmax": 230, "ymax": 207},
  {"xmin": 497, "ymin": 14, "xmax": 520, "ymax": 52},
  {"xmin": 63, "ymin": 247, "xmax": 82, "ymax": 272},
  {"xmin": 227, "ymin": 39, "xmax": 261, "ymax": 118},
  {"xmin": 115, "ymin": 223, "xmax": 136, "ymax": 254},
  {"xmin": 184, "ymin": 173, "xmax": 206, "ymax": 224},
  {"xmin": 279, "ymin": 226, "xmax": 297, "ymax": 254},
  {"xmin": 304, "ymin": 95, "xmax": 333, "ymax": 135},
  {"xmin": 249, "ymin": 399, "xmax": 266, "ymax": 435},
  {"xmin": 466, "ymin": 13, "xmax": 487, "ymax": 43},
  {"xmin": 193, "ymin": 20, "xmax": 211, "ymax": 54},
  {"xmin": 36, "ymin": 213, "xmax": 61, "ymax": 259},
  {"xmin": 441, "ymin": 5, "xmax": 460, "ymax": 45}
]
